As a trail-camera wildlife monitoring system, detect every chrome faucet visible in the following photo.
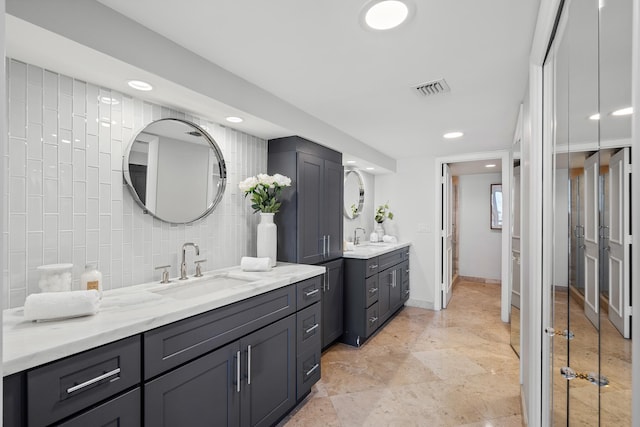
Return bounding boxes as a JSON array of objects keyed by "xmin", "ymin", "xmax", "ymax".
[
  {"xmin": 354, "ymin": 228, "xmax": 366, "ymax": 245},
  {"xmin": 180, "ymin": 243, "xmax": 200, "ymax": 280}
]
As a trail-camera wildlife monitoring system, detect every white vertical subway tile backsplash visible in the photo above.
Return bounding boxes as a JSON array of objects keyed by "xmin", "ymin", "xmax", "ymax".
[{"xmin": 4, "ymin": 58, "xmax": 268, "ymax": 308}]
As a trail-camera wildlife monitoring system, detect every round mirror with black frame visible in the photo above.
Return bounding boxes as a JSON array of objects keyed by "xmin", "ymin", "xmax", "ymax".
[
  {"xmin": 123, "ymin": 118, "xmax": 227, "ymax": 224},
  {"xmin": 343, "ymin": 169, "xmax": 365, "ymax": 219}
]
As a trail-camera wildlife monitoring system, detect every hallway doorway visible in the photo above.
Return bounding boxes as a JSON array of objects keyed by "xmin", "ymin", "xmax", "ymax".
[{"xmin": 434, "ymin": 152, "xmax": 512, "ymax": 322}]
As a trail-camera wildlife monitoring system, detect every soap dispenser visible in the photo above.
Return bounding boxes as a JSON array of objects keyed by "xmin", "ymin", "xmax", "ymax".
[{"xmin": 81, "ymin": 264, "xmax": 103, "ymax": 298}]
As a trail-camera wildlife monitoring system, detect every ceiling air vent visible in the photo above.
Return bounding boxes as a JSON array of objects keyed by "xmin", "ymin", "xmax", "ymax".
[{"xmin": 412, "ymin": 78, "xmax": 450, "ymax": 97}]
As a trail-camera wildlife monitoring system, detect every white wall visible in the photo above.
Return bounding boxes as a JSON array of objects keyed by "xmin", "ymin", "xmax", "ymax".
[
  {"xmin": 3, "ymin": 58, "xmax": 267, "ymax": 308},
  {"xmin": 458, "ymin": 173, "xmax": 502, "ymax": 280},
  {"xmin": 375, "ymin": 156, "xmax": 437, "ymax": 308},
  {"xmin": 343, "ymin": 169, "xmax": 375, "ymax": 243}
]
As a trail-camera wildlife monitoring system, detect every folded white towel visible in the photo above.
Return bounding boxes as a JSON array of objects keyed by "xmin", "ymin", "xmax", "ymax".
[
  {"xmin": 240, "ymin": 256, "xmax": 272, "ymax": 272},
  {"xmin": 382, "ymin": 235, "xmax": 398, "ymax": 243},
  {"xmin": 24, "ymin": 290, "xmax": 101, "ymax": 322}
]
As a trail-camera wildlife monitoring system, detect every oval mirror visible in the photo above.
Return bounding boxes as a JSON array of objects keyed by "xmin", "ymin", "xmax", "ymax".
[
  {"xmin": 123, "ymin": 118, "xmax": 227, "ymax": 224},
  {"xmin": 343, "ymin": 169, "xmax": 365, "ymax": 219}
]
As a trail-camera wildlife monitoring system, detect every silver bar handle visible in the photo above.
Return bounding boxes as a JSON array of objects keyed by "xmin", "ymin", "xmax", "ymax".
[
  {"xmin": 236, "ymin": 351, "xmax": 241, "ymax": 393},
  {"xmin": 369, "ymin": 316, "xmax": 378, "ymax": 324},
  {"xmin": 305, "ymin": 289, "xmax": 319, "ymax": 297},
  {"xmin": 327, "ymin": 271, "xmax": 330, "ymax": 291},
  {"xmin": 305, "ymin": 363, "xmax": 320, "ymax": 377},
  {"xmin": 247, "ymin": 345, "xmax": 252, "ymax": 385},
  {"xmin": 369, "ymin": 287, "xmax": 378, "ymax": 294},
  {"xmin": 327, "ymin": 235, "xmax": 331, "ymax": 256},
  {"xmin": 305, "ymin": 323, "xmax": 319, "ymax": 334},
  {"xmin": 322, "ymin": 236, "xmax": 326, "ymax": 258},
  {"xmin": 369, "ymin": 264, "xmax": 378, "ymax": 269},
  {"xmin": 67, "ymin": 368, "xmax": 121, "ymax": 394}
]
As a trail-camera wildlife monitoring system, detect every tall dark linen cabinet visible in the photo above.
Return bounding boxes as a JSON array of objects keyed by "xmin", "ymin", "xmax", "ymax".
[{"xmin": 268, "ymin": 136, "xmax": 344, "ymax": 348}]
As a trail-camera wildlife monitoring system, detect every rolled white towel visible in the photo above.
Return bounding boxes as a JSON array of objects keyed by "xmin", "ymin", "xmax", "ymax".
[
  {"xmin": 24, "ymin": 290, "xmax": 101, "ymax": 322},
  {"xmin": 240, "ymin": 256, "xmax": 272, "ymax": 272},
  {"xmin": 382, "ymin": 235, "xmax": 398, "ymax": 243}
]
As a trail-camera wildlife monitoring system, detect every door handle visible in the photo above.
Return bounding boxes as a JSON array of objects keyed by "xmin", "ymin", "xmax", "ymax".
[
  {"xmin": 560, "ymin": 367, "xmax": 609, "ymax": 386},
  {"xmin": 247, "ymin": 345, "xmax": 252, "ymax": 385},
  {"xmin": 322, "ymin": 235, "xmax": 326, "ymax": 258},
  {"xmin": 327, "ymin": 235, "xmax": 331, "ymax": 256},
  {"xmin": 236, "ymin": 350, "xmax": 241, "ymax": 393}
]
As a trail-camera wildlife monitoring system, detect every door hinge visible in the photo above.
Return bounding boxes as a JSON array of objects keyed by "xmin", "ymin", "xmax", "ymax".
[
  {"xmin": 627, "ymin": 306, "xmax": 633, "ymax": 316},
  {"xmin": 626, "ymin": 234, "xmax": 633, "ymax": 245},
  {"xmin": 626, "ymin": 163, "xmax": 632, "ymax": 174}
]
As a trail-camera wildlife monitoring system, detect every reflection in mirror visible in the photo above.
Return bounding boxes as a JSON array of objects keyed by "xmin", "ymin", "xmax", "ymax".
[
  {"xmin": 343, "ymin": 169, "xmax": 365, "ymax": 219},
  {"xmin": 510, "ymin": 162, "xmax": 521, "ymax": 357},
  {"xmin": 490, "ymin": 184, "xmax": 503, "ymax": 229},
  {"xmin": 123, "ymin": 118, "xmax": 227, "ymax": 224},
  {"xmin": 599, "ymin": 0, "xmax": 633, "ymax": 423}
]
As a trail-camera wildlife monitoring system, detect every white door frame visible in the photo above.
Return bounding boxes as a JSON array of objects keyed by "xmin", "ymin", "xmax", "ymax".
[{"xmin": 433, "ymin": 150, "xmax": 512, "ymax": 322}]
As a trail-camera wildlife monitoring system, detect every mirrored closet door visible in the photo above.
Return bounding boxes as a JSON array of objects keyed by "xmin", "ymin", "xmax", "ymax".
[{"xmin": 545, "ymin": 0, "xmax": 633, "ymax": 425}]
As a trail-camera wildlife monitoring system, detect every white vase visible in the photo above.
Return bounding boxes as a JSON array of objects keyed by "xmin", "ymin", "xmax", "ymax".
[
  {"xmin": 257, "ymin": 212, "xmax": 277, "ymax": 267},
  {"xmin": 374, "ymin": 222, "xmax": 384, "ymax": 241}
]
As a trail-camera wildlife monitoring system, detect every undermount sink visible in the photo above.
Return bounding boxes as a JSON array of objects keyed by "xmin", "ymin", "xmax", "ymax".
[{"xmin": 152, "ymin": 273, "xmax": 257, "ymax": 300}]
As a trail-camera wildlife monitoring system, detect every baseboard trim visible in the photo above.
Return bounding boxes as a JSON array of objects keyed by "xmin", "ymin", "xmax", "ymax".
[
  {"xmin": 458, "ymin": 275, "xmax": 501, "ymax": 285},
  {"xmin": 405, "ymin": 299, "xmax": 434, "ymax": 310}
]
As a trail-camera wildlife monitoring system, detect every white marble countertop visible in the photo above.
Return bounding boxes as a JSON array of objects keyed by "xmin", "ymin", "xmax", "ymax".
[
  {"xmin": 342, "ymin": 241, "xmax": 411, "ymax": 259},
  {"xmin": 3, "ymin": 262, "xmax": 325, "ymax": 376}
]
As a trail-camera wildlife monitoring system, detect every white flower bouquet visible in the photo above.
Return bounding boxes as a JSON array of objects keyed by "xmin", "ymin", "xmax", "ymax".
[{"xmin": 239, "ymin": 173, "xmax": 292, "ymax": 213}]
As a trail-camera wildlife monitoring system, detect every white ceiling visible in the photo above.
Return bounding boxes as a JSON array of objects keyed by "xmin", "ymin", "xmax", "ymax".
[
  {"xmin": 449, "ymin": 159, "xmax": 503, "ymax": 176},
  {"xmin": 7, "ymin": 0, "xmax": 542, "ymax": 172}
]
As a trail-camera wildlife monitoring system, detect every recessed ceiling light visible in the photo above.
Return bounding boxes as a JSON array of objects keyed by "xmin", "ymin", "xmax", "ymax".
[
  {"xmin": 366, "ymin": 167, "xmax": 375, "ymax": 170},
  {"xmin": 225, "ymin": 116, "xmax": 244, "ymax": 123},
  {"xmin": 363, "ymin": 0, "xmax": 412, "ymax": 30},
  {"xmin": 346, "ymin": 160, "xmax": 357, "ymax": 164},
  {"xmin": 443, "ymin": 131, "xmax": 464, "ymax": 139},
  {"xmin": 589, "ymin": 113, "xmax": 600, "ymax": 120},
  {"xmin": 127, "ymin": 80, "xmax": 153, "ymax": 91},
  {"xmin": 99, "ymin": 96, "xmax": 120, "ymax": 105},
  {"xmin": 485, "ymin": 164, "xmax": 496, "ymax": 168},
  {"xmin": 611, "ymin": 107, "xmax": 633, "ymax": 116}
]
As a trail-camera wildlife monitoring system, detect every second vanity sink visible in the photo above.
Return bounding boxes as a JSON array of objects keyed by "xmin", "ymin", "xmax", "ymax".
[{"xmin": 151, "ymin": 273, "xmax": 260, "ymax": 300}]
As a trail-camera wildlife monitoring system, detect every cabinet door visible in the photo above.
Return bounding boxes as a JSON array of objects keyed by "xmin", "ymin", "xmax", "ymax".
[
  {"xmin": 3, "ymin": 373, "xmax": 26, "ymax": 427},
  {"xmin": 378, "ymin": 267, "xmax": 393, "ymax": 323},
  {"xmin": 389, "ymin": 265, "xmax": 403, "ymax": 313},
  {"xmin": 59, "ymin": 388, "xmax": 141, "ymax": 427},
  {"xmin": 321, "ymin": 259, "xmax": 344, "ymax": 348},
  {"xmin": 241, "ymin": 315, "xmax": 296, "ymax": 427},
  {"xmin": 145, "ymin": 342, "xmax": 240, "ymax": 427},
  {"xmin": 323, "ymin": 159, "xmax": 344, "ymax": 259},
  {"xmin": 297, "ymin": 153, "xmax": 325, "ymax": 264}
]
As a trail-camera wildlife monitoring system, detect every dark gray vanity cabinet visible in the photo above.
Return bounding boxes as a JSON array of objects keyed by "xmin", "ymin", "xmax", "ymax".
[
  {"xmin": 145, "ymin": 342, "xmax": 240, "ymax": 427},
  {"xmin": 3, "ymin": 372, "xmax": 26, "ymax": 427},
  {"xmin": 145, "ymin": 315, "xmax": 296, "ymax": 427},
  {"xmin": 268, "ymin": 136, "xmax": 343, "ymax": 265},
  {"xmin": 342, "ymin": 247, "xmax": 410, "ymax": 347},
  {"xmin": 4, "ymin": 275, "xmax": 323, "ymax": 427},
  {"xmin": 320, "ymin": 258, "xmax": 344, "ymax": 348}
]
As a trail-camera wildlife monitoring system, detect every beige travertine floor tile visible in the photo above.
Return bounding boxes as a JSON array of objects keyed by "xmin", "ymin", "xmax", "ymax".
[{"xmin": 282, "ymin": 281, "xmax": 522, "ymax": 427}]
